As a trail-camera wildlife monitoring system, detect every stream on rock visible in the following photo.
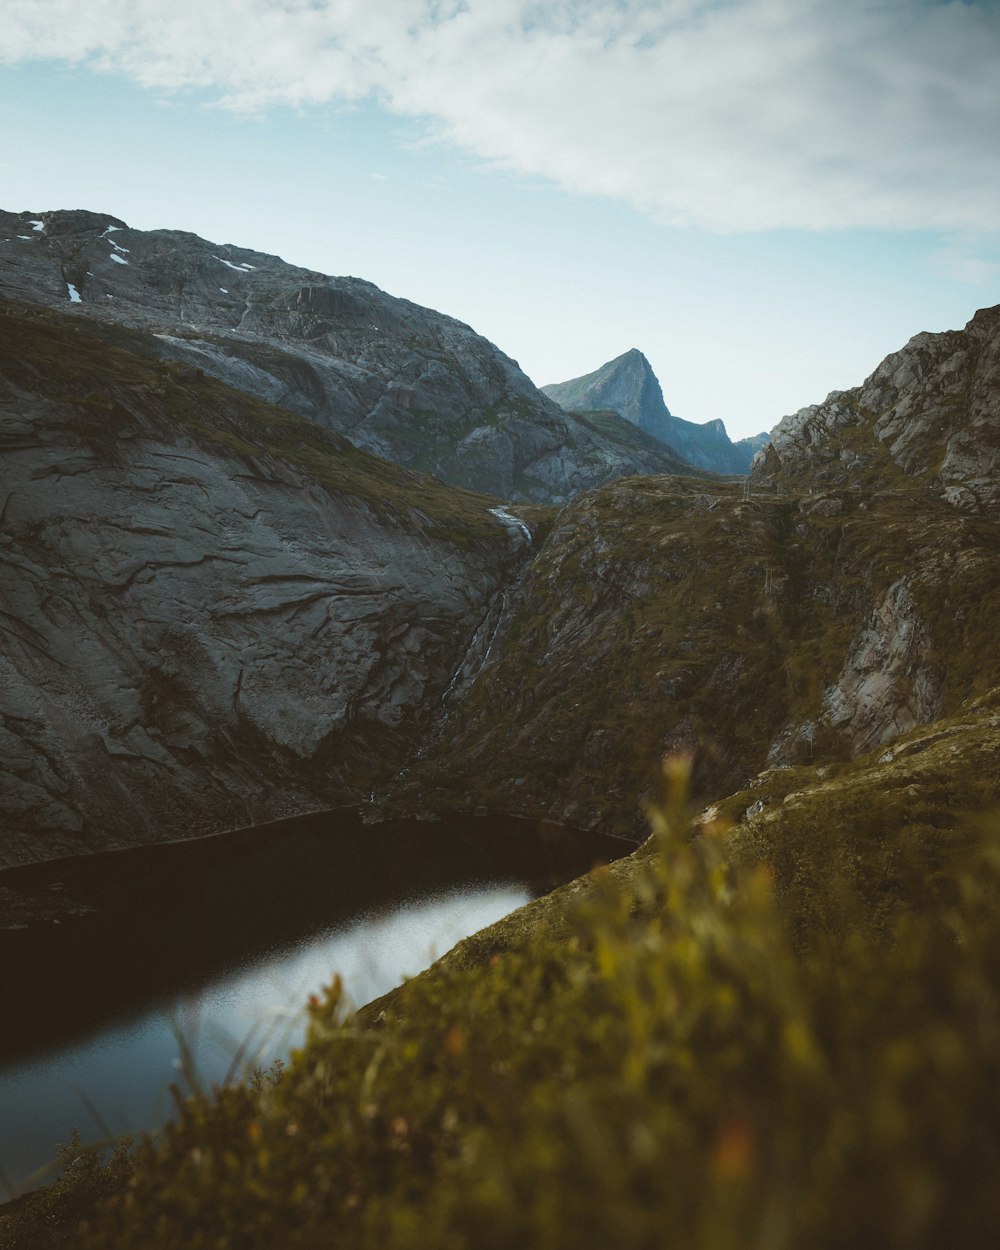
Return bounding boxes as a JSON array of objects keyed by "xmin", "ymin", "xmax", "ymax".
[{"xmin": 0, "ymin": 808, "xmax": 626, "ymax": 1198}]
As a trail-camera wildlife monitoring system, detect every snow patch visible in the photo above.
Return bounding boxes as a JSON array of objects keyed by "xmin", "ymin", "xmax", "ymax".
[
  {"xmin": 28, "ymin": 219, "xmax": 45, "ymax": 233},
  {"xmin": 66, "ymin": 282, "xmax": 82, "ymax": 303},
  {"xmin": 16, "ymin": 235, "xmax": 32, "ymax": 240},
  {"xmin": 102, "ymin": 225, "xmax": 122, "ymax": 235},
  {"xmin": 107, "ymin": 237, "xmax": 130, "ymax": 255},
  {"xmin": 219, "ymin": 287, "xmax": 229, "ymax": 294},
  {"xmin": 212, "ymin": 255, "xmax": 255, "ymax": 273},
  {"xmin": 109, "ymin": 253, "xmax": 129, "ymax": 265}
]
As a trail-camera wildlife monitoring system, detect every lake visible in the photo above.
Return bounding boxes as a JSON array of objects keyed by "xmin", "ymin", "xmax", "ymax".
[{"xmin": 0, "ymin": 808, "xmax": 627, "ymax": 1197}]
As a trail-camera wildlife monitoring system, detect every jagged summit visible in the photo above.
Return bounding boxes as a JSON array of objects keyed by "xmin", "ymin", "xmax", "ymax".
[
  {"xmin": 753, "ymin": 303, "xmax": 1000, "ymax": 515},
  {"xmin": 543, "ymin": 348, "xmax": 767, "ymax": 474},
  {"xmin": 542, "ymin": 348, "xmax": 673, "ymax": 438},
  {"xmin": 0, "ymin": 209, "xmax": 689, "ymax": 503}
]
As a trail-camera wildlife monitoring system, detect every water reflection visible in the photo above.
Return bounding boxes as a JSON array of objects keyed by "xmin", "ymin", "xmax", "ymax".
[{"xmin": 0, "ymin": 883, "xmax": 528, "ymax": 1197}]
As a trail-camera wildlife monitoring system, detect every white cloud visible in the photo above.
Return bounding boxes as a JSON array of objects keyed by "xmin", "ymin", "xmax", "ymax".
[{"xmin": 3, "ymin": 0, "xmax": 1000, "ymax": 232}]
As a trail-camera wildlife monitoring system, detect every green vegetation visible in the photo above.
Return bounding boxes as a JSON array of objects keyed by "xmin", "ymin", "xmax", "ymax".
[
  {"xmin": 390, "ymin": 459, "xmax": 1000, "ymax": 832},
  {"xmin": 4, "ymin": 727, "xmax": 1000, "ymax": 1249},
  {"xmin": 4, "ymin": 297, "xmax": 1000, "ymax": 1248}
]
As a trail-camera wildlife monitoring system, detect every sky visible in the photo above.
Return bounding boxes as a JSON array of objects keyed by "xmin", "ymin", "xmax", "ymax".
[{"xmin": 2, "ymin": 0, "xmax": 999, "ymax": 440}]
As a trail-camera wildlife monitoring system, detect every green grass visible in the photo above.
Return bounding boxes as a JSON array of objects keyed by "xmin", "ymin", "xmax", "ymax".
[{"xmin": 5, "ymin": 735, "xmax": 1000, "ymax": 1249}]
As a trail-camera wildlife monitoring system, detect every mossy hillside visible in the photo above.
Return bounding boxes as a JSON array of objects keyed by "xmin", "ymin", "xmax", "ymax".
[
  {"xmin": 720, "ymin": 687, "xmax": 1000, "ymax": 945},
  {"xmin": 0, "ymin": 300, "xmax": 510, "ymax": 545},
  {"xmin": 8, "ymin": 725, "xmax": 1000, "ymax": 1250},
  {"xmin": 393, "ymin": 469, "xmax": 1000, "ymax": 833}
]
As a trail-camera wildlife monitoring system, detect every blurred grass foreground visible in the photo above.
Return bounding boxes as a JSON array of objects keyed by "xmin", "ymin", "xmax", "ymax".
[{"xmin": 3, "ymin": 718, "xmax": 1000, "ymax": 1250}]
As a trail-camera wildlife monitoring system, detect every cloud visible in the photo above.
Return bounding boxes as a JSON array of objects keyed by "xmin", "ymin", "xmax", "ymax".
[{"xmin": 4, "ymin": 0, "xmax": 1000, "ymax": 233}]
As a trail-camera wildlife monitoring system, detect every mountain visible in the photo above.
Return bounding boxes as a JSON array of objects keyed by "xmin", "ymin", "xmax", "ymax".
[
  {"xmin": 751, "ymin": 304, "xmax": 1000, "ymax": 514},
  {"xmin": 542, "ymin": 348, "xmax": 767, "ymax": 473},
  {"xmin": 0, "ymin": 300, "xmax": 535, "ymax": 865},
  {"xmin": 3, "ymin": 251, "xmax": 1000, "ymax": 1247},
  {"xmin": 2, "ymin": 268, "xmax": 998, "ymax": 862},
  {"xmin": 392, "ymin": 306, "xmax": 1000, "ymax": 832},
  {"xmin": 0, "ymin": 210, "xmax": 692, "ymax": 502}
]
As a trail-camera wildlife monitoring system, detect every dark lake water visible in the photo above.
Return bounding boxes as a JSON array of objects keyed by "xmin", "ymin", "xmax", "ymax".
[{"xmin": 0, "ymin": 808, "xmax": 626, "ymax": 1198}]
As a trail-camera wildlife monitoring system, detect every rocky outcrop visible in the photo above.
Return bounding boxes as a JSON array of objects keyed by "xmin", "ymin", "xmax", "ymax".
[
  {"xmin": 0, "ymin": 302, "xmax": 529, "ymax": 865},
  {"xmin": 390, "ymin": 430, "xmax": 1000, "ymax": 832},
  {"xmin": 0, "ymin": 210, "xmax": 686, "ymax": 503},
  {"xmin": 542, "ymin": 348, "xmax": 767, "ymax": 473},
  {"xmin": 754, "ymin": 305, "xmax": 1000, "ymax": 515},
  {"xmin": 818, "ymin": 576, "xmax": 943, "ymax": 756}
]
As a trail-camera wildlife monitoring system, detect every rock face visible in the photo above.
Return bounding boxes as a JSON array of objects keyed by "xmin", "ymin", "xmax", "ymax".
[
  {"xmin": 542, "ymin": 349, "xmax": 767, "ymax": 474},
  {"xmin": 543, "ymin": 349, "xmax": 674, "ymax": 442},
  {"xmin": 0, "ymin": 302, "xmax": 529, "ymax": 865},
  {"xmin": 3, "ymin": 221, "xmax": 998, "ymax": 868},
  {"xmin": 0, "ymin": 210, "xmax": 686, "ymax": 503},
  {"xmin": 393, "ymin": 310, "xmax": 1000, "ymax": 832},
  {"xmin": 753, "ymin": 305, "xmax": 1000, "ymax": 515}
]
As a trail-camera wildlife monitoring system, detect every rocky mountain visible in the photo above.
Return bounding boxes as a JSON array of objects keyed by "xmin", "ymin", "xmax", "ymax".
[
  {"xmin": 3, "ymin": 220, "xmax": 1000, "ymax": 1246},
  {"xmin": 752, "ymin": 304, "xmax": 1000, "ymax": 514},
  {"xmin": 542, "ymin": 348, "xmax": 767, "ymax": 474},
  {"xmin": 0, "ymin": 210, "xmax": 691, "ymax": 503},
  {"xmin": 0, "ymin": 300, "xmax": 537, "ymax": 865},
  {"xmin": 2, "ymin": 210, "xmax": 998, "ymax": 871},
  {"xmin": 390, "ymin": 305, "xmax": 1000, "ymax": 833}
]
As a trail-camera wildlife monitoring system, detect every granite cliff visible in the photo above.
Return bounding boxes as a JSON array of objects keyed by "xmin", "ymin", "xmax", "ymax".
[
  {"xmin": 543, "ymin": 348, "xmax": 767, "ymax": 473},
  {"xmin": 0, "ymin": 302, "xmax": 533, "ymax": 865},
  {"xmin": 0, "ymin": 210, "xmax": 691, "ymax": 503}
]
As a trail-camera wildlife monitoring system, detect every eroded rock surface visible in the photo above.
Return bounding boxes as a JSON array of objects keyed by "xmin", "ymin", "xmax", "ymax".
[
  {"xmin": 0, "ymin": 304, "xmax": 524, "ymax": 864},
  {"xmin": 0, "ymin": 210, "xmax": 687, "ymax": 503},
  {"xmin": 755, "ymin": 305, "xmax": 1000, "ymax": 515}
]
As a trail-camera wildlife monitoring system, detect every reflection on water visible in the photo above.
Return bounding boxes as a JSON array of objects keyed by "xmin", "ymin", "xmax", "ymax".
[{"xmin": 0, "ymin": 883, "xmax": 528, "ymax": 1197}]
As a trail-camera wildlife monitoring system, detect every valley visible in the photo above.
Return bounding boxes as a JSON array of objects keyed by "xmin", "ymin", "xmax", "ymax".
[{"xmin": 1, "ymin": 208, "xmax": 999, "ymax": 1250}]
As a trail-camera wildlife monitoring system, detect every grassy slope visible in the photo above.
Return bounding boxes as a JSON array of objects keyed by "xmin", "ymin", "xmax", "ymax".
[
  {"xmin": 393, "ymin": 467, "xmax": 1000, "ymax": 833},
  {"xmin": 5, "ymin": 699, "xmax": 999, "ymax": 1249}
]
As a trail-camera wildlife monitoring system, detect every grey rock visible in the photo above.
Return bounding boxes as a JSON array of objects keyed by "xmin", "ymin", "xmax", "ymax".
[
  {"xmin": 820, "ymin": 577, "xmax": 943, "ymax": 755},
  {"xmin": 0, "ymin": 209, "xmax": 687, "ymax": 503},
  {"xmin": 0, "ymin": 304, "xmax": 525, "ymax": 865},
  {"xmin": 756, "ymin": 305, "xmax": 1000, "ymax": 515},
  {"xmin": 542, "ymin": 348, "xmax": 768, "ymax": 474}
]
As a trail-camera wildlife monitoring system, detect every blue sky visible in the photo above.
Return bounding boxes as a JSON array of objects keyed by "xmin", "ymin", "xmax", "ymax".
[{"xmin": 3, "ymin": 1, "xmax": 999, "ymax": 439}]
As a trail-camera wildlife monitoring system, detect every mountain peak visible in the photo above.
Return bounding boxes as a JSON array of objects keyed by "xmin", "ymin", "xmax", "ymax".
[
  {"xmin": 542, "ymin": 349, "xmax": 673, "ymax": 437},
  {"xmin": 542, "ymin": 352, "xmax": 766, "ymax": 474}
]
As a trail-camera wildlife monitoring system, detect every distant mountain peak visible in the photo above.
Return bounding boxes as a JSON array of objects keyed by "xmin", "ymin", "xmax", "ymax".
[
  {"xmin": 543, "ymin": 352, "xmax": 767, "ymax": 475},
  {"xmin": 542, "ymin": 349, "xmax": 673, "ymax": 437}
]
